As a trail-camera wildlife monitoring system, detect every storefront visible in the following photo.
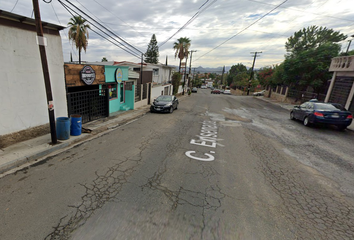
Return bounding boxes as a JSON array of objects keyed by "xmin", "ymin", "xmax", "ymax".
[
  {"xmin": 103, "ymin": 66, "xmax": 135, "ymax": 114},
  {"xmin": 65, "ymin": 64, "xmax": 109, "ymax": 123}
]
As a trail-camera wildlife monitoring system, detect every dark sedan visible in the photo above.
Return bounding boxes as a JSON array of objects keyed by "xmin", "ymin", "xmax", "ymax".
[
  {"xmin": 290, "ymin": 101, "xmax": 353, "ymax": 130},
  {"xmin": 150, "ymin": 95, "xmax": 179, "ymax": 113}
]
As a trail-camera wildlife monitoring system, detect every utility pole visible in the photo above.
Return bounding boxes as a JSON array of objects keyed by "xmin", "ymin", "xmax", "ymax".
[
  {"xmin": 32, "ymin": 0, "xmax": 57, "ymax": 144},
  {"xmin": 182, "ymin": 55, "xmax": 188, "ymax": 95},
  {"xmin": 188, "ymin": 50, "xmax": 197, "ymax": 88},
  {"xmin": 221, "ymin": 66, "xmax": 225, "ymax": 87},
  {"xmin": 247, "ymin": 51, "xmax": 262, "ymax": 95},
  {"xmin": 140, "ymin": 53, "xmax": 143, "ymax": 100}
]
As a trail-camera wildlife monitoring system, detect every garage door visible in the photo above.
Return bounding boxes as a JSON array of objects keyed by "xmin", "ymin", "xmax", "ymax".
[{"xmin": 329, "ymin": 77, "xmax": 354, "ymax": 107}]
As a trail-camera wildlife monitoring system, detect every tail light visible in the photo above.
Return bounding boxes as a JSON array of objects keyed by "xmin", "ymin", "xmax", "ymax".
[
  {"xmin": 347, "ymin": 114, "xmax": 353, "ymax": 119},
  {"xmin": 314, "ymin": 112, "xmax": 324, "ymax": 117}
]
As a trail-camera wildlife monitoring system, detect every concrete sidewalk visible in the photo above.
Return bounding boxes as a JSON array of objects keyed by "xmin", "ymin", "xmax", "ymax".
[
  {"xmin": 256, "ymin": 96, "xmax": 354, "ymax": 132},
  {"xmin": 0, "ymin": 105, "xmax": 151, "ymax": 176}
]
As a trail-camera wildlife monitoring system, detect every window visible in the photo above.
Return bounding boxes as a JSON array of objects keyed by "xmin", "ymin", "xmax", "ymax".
[
  {"xmin": 125, "ymin": 81, "xmax": 133, "ymax": 91},
  {"xmin": 153, "ymin": 68, "xmax": 159, "ymax": 76},
  {"xmin": 103, "ymin": 84, "xmax": 117, "ymax": 99}
]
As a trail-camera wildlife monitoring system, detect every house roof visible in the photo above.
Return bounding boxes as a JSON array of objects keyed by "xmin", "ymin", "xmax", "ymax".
[{"xmin": 0, "ymin": 9, "xmax": 65, "ymax": 33}]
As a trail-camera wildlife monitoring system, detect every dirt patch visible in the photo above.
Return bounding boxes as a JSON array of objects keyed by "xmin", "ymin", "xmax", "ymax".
[
  {"xmin": 223, "ymin": 112, "xmax": 252, "ymax": 123},
  {"xmin": 0, "ymin": 124, "xmax": 50, "ymax": 149}
]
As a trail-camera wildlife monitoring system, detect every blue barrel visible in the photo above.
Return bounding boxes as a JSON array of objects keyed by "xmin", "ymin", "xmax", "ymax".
[
  {"xmin": 70, "ymin": 114, "xmax": 82, "ymax": 136},
  {"xmin": 56, "ymin": 117, "xmax": 70, "ymax": 140}
]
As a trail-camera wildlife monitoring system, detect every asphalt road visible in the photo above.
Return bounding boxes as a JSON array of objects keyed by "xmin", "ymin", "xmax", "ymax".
[{"xmin": 1, "ymin": 89, "xmax": 354, "ymax": 239}]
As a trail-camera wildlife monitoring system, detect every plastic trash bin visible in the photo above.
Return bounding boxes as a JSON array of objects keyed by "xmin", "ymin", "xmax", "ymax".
[
  {"xmin": 70, "ymin": 114, "xmax": 82, "ymax": 136},
  {"xmin": 56, "ymin": 117, "xmax": 70, "ymax": 140}
]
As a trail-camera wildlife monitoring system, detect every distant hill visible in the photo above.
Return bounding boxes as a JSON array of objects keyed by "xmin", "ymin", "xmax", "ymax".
[
  {"xmin": 170, "ymin": 65, "xmax": 257, "ymax": 73},
  {"xmin": 193, "ymin": 66, "xmax": 231, "ymax": 73}
]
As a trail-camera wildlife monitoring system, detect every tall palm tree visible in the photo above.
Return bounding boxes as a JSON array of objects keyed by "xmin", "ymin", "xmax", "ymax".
[
  {"xmin": 68, "ymin": 16, "xmax": 91, "ymax": 64},
  {"xmin": 173, "ymin": 37, "xmax": 191, "ymax": 72}
]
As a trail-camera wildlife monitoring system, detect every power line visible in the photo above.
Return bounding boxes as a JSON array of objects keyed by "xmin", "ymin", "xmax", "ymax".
[
  {"xmin": 10, "ymin": 0, "xmax": 20, "ymax": 12},
  {"xmin": 57, "ymin": 0, "xmax": 142, "ymax": 58},
  {"xmin": 49, "ymin": 1, "xmax": 79, "ymax": 60},
  {"xmin": 247, "ymin": 0, "xmax": 354, "ymax": 23},
  {"xmin": 62, "ymin": 0, "xmax": 143, "ymax": 55},
  {"xmin": 159, "ymin": 0, "xmax": 217, "ymax": 47},
  {"xmin": 90, "ymin": 0, "xmax": 145, "ymax": 38},
  {"xmin": 196, "ymin": 0, "xmax": 289, "ymax": 61}
]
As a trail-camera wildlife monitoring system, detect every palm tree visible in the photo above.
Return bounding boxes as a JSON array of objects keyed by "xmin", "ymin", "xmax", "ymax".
[
  {"xmin": 173, "ymin": 37, "xmax": 191, "ymax": 72},
  {"xmin": 68, "ymin": 16, "xmax": 91, "ymax": 64}
]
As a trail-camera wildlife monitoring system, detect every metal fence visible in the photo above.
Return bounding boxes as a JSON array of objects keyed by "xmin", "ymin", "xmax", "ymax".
[
  {"xmin": 67, "ymin": 88, "xmax": 109, "ymax": 124},
  {"xmin": 287, "ymin": 88, "xmax": 326, "ymax": 103}
]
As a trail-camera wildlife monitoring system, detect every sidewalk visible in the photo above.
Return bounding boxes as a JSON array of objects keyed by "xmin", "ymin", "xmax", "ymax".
[
  {"xmin": 0, "ymin": 105, "xmax": 151, "ymax": 176},
  {"xmin": 257, "ymin": 96, "xmax": 354, "ymax": 132}
]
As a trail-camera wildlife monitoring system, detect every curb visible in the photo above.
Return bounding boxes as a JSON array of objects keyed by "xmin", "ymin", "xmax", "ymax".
[{"xmin": 0, "ymin": 107, "xmax": 151, "ymax": 176}]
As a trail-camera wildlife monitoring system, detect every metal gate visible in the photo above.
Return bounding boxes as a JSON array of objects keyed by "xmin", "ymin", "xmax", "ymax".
[
  {"xmin": 67, "ymin": 89, "xmax": 109, "ymax": 124},
  {"xmin": 329, "ymin": 77, "xmax": 354, "ymax": 107},
  {"xmin": 350, "ymin": 94, "xmax": 354, "ymax": 113}
]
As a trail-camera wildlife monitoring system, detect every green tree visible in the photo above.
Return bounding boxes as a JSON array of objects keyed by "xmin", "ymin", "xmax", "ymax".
[
  {"xmin": 68, "ymin": 16, "xmax": 91, "ymax": 64},
  {"xmin": 286, "ymin": 26, "xmax": 346, "ymax": 57},
  {"xmin": 171, "ymin": 72, "xmax": 182, "ymax": 95},
  {"xmin": 226, "ymin": 63, "xmax": 248, "ymax": 86},
  {"xmin": 101, "ymin": 57, "xmax": 108, "ymax": 62},
  {"xmin": 173, "ymin": 37, "xmax": 191, "ymax": 72},
  {"xmin": 144, "ymin": 34, "xmax": 159, "ymax": 64},
  {"xmin": 284, "ymin": 26, "xmax": 346, "ymax": 92}
]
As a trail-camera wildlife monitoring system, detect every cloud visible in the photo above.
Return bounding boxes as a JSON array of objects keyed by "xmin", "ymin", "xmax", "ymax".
[{"xmin": 2, "ymin": 0, "xmax": 354, "ymax": 68}]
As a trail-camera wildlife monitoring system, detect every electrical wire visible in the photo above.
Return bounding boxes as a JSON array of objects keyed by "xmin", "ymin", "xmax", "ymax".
[
  {"xmin": 58, "ymin": 1, "xmax": 141, "ymax": 59},
  {"xmin": 159, "ymin": 0, "xmax": 217, "ymax": 47},
  {"xmin": 49, "ymin": 1, "xmax": 79, "ymax": 60},
  {"xmin": 62, "ymin": 0, "xmax": 142, "ymax": 55},
  {"xmin": 90, "ymin": 0, "xmax": 145, "ymax": 37},
  {"xmin": 196, "ymin": 0, "xmax": 289, "ymax": 61},
  {"xmin": 10, "ymin": 0, "xmax": 20, "ymax": 12},
  {"xmin": 57, "ymin": 0, "xmax": 142, "ymax": 59}
]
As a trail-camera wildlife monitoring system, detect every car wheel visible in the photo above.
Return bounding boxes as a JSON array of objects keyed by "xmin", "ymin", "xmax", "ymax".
[
  {"xmin": 290, "ymin": 111, "xmax": 295, "ymax": 120},
  {"xmin": 303, "ymin": 116, "xmax": 311, "ymax": 126},
  {"xmin": 169, "ymin": 106, "xmax": 174, "ymax": 113},
  {"xmin": 337, "ymin": 125, "xmax": 347, "ymax": 130}
]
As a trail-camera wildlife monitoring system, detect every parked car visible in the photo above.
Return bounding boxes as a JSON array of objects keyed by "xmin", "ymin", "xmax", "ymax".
[
  {"xmin": 192, "ymin": 87, "xmax": 198, "ymax": 93},
  {"xmin": 290, "ymin": 101, "xmax": 353, "ymax": 130},
  {"xmin": 201, "ymin": 86, "xmax": 207, "ymax": 89},
  {"xmin": 211, "ymin": 89, "xmax": 221, "ymax": 94},
  {"xmin": 223, "ymin": 89, "xmax": 231, "ymax": 95},
  {"xmin": 150, "ymin": 95, "xmax": 179, "ymax": 113},
  {"xmin": 253, "ymin": 90, "xmax": 266, "ymax": 96}
]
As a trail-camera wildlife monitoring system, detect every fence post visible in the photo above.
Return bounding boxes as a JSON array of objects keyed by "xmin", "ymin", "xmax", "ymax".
[
  {"xmin": 105, "ymin": 88, "xmax": 109, "ymax": 117},
  {"xmin": 67, "ymin": 93, "xmax": 71, "ymax": 117}
]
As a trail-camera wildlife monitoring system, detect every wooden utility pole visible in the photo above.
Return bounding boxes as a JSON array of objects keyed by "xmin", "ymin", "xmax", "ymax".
[
  {"xmin": 32, "ymin": 0, "xmax": 57, "ymax": 144},
  {"xmin": 188, "ymin": 50, "xmax": 197, "ymax": 88},
  {"xmin": 247, "ymin": 51, "xmax": 262, "ymax": 95}
]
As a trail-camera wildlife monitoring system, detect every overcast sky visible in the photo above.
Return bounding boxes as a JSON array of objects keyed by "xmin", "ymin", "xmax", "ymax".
[{"xmin": 2, "ymin": 0, "xmax": 354, "ymax": 69}]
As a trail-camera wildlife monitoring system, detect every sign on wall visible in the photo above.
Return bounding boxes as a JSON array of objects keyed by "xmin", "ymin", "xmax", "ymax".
[
  {"xmin": 115, "ymin": 68, "xmax": 123, "ymax": 83},
  {"xmin": 80, "ymin": 65, "xmax": 96, "ymax": 85}
]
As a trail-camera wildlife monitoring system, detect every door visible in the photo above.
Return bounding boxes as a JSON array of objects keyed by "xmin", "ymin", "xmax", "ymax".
[{"xmin": 120, "ymin": 82, "xmax": 125, "ymax": 103}]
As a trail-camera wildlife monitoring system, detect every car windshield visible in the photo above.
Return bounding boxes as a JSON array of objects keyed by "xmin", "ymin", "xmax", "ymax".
[
  {"xmin": 156, "ymin": 96, "xmax": 172, "ymax": 102},
  {"xmin": 314, "ymin": 103, "xmax": 346, "ymax": 111}
]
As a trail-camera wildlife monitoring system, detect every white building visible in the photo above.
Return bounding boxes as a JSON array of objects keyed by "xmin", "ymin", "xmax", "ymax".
[{"xmin": 0, "ymin": 11, "xmax": 67, "ymax": 145}]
